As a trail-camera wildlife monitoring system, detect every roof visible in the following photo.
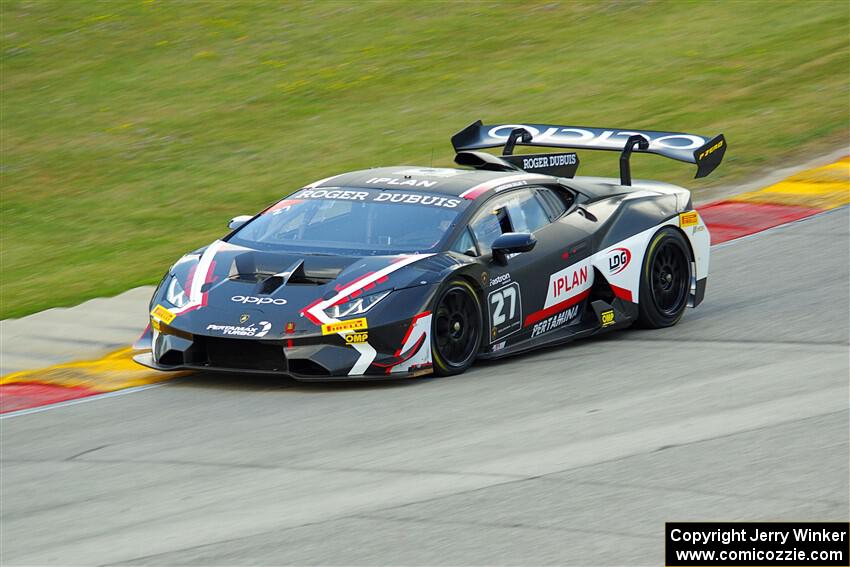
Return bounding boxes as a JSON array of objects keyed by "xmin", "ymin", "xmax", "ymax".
[
  {"xmin": 305, "ymin": 166, "xmax": 690, "ymax": 203},
  {"xmin": 307, "ymin": 166, "xmax": 553, "ymax": 198}
]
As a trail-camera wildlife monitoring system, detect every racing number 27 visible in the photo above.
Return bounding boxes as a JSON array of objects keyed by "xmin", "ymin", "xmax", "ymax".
[
  {"xmin": 488, "ymin": 282, "xmax": 522, "ymax": 342},
  {"xmin": 490, "ymin": 286, "xmax": 517, "ymax": 325}
]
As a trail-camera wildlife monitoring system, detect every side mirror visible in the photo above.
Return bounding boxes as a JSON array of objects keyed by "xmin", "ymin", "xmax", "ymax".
[
  {"xmin": 228, "ymin": 215, "xmax": 252, "ymax": 231},
  {"xmin": 492, "ymin": 232, "xmax": 536, "ymax": 265}
]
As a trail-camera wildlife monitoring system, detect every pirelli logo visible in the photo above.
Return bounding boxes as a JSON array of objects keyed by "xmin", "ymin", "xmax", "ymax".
[
  {"xmin": 679, "ymin": 211, "xmax": 699, "ymax": 228},
  {"xmin": 151, "ymin": 304, "xmax": 176, "ymax": 325},
  {"xmin": 698, "ymin": 139, "xmax": 724, "ymax": 160},
  {"xmin": 322, "ymin": 318, "xmax": 368, "ymax": 335}
]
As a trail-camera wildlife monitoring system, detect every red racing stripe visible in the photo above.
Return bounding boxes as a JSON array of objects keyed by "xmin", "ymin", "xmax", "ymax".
[
  {"xmin": 523, "ymin": 289, "xmax": 591, "ymax": 327},
  {"xmin": 394, "ymin": 311, "xmax": 432, "ymax": 358},
  {"xmin": 610, "ymin": 284, "xmax": 634, "ymax": 302}
]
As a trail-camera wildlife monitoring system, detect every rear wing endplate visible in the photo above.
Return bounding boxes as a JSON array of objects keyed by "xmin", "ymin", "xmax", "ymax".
[{"xmin": 451, "ymin": 120, "xmax": 726, "ymax": 181}]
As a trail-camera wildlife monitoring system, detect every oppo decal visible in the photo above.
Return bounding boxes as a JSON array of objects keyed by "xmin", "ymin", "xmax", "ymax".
[
  {"xmin": 486, "ymin": 125, "xmax": 706, "ymax": 151},
  {"xmin": 231, "ymin": 296, "xmax": 287, "ymax": 305}
]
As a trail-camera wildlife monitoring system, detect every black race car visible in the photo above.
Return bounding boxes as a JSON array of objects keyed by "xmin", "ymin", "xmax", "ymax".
[{"xmin": 134, "ymin": 121, "xmax": 725, "ymax": 379}]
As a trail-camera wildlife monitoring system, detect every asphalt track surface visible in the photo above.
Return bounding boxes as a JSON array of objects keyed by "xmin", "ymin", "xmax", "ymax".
[{"xmin": 1, "ymin": 209, "xmax": 848, "ymax": 566}]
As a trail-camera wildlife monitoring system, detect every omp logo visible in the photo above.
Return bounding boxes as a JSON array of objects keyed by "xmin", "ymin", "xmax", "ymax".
[
  {"xmin": 231, "ymin": 296, "xmax": 287, "ymax": 305},
  {"xmin": 344, "ymin": 332, "xmax": 369, "ymax": 344},
  {"xmin": 487, "ymin": 125, "xmax": 707, "ymax": 151},
  {"xmin": 608, "ymin": 248, "xmax": 631, "ymax": 275},
  {"xmin": 601, "ymin": 310, "xmax": 615, "ymax": 327},
  {"xmin": 698, "ymin": 139, "xmax": 724, "ymax": 160}
]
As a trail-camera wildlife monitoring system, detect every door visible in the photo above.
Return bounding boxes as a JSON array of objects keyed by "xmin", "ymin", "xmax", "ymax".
[{"xmin": 464, "ymin": 187, "xmax": 594, "ymax": 349}]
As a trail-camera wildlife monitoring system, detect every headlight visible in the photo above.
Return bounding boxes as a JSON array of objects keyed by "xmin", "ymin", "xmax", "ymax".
[
  {"xmin": 165, "ymin": 276, "xmax": 191, "ymax": 308},
  {"xmin": 323, "ymin": 290, "xmax": 391, "ymax": 319}
]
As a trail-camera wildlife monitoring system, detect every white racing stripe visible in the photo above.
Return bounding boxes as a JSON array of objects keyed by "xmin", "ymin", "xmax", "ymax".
[
  {"xmin": 458, "ymin": 173, "xmax": 543, "ymax": 199},
  {"xmin": 173, "ymin": 240, "xmax": 227, "ymax": 315},
  {"xmin": 306, "ymin": 254, "xmax": 434, "ymax": 376},
  {"xmin": 303, "ymin": 173, "xmax": 347, "ymax": 189}
]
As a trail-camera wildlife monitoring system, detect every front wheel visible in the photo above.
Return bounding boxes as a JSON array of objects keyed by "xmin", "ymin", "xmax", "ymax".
[
  {"xmin": 431, "ymin": 279, "xmax": 482, "ymax": 376},
  {"xmin": 637, "ymin": 227, "xmax": 692, "ymax": 328}
]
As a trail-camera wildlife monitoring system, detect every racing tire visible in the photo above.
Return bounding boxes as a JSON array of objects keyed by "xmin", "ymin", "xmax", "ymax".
[
  {"xmin": 431, "ymin": 279, "xmax": 482, "ymax": 376},
  {"xmin": 637, "ymin": 227, "xmax": 692, "ymax": 329}
]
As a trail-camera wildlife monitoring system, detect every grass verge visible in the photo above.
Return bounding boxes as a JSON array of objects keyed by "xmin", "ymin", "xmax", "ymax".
[{"xmin": 1, "ymin": 0, "xmax": 848, "ymax": 318}]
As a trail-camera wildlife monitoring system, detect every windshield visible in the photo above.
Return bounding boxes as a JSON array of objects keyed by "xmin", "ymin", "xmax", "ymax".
[{"xmin": 228, "ymin": 187, "xmax": 470, "ymax": 255}]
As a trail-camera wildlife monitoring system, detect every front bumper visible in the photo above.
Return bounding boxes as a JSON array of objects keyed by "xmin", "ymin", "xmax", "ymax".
[
  {"xmin": 132, "ymin": 351, "xmax": 430, "ymax": 381},
  {"xmin": 135, "ymin": 315, "xmax": 435, "ymax": 381}
]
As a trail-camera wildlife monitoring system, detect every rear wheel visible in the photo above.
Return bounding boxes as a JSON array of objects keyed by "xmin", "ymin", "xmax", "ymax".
[
  {"xmin": 637, "ymin": 227, "xmax": 692, "ymax": 328},
  {"xmin": 432, "ymin": 280, "xmax": 482, "ymax": 376}
]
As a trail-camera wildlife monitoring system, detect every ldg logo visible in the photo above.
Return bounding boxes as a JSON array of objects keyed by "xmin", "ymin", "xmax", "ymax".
[
  {"xmin": 608, "ymin": 248, "xmax": 631, "ymax": 275},
  {"xmin": 231, "ymin": 296, "xmax": 287, "ymax": 305}
]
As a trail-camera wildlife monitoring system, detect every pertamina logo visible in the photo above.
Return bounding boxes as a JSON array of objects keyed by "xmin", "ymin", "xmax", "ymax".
[
  {"xmin": 608, "ymin": 248, "xmax": 631, "ymax": 275},
  {"xmin": 206, "ymin": 321, "xmax": 272, "ymax": 338}
]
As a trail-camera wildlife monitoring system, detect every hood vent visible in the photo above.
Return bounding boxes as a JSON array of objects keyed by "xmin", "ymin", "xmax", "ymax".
[
  {"xmin": 227, "ymin": 250, "xmax": 359, "ymax": 291},
  {"xmin": 255, "ymin": 260, "xmax": 335, "ymax": 294},
  {"xmin": 257, "ymin": 274, "xmax": 286, "ymax": 294}
]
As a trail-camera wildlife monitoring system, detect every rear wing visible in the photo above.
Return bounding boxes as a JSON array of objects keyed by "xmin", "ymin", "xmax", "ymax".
[{"xmin": 451, "ymin": 120, "xmax": 726, "ymax": 183}]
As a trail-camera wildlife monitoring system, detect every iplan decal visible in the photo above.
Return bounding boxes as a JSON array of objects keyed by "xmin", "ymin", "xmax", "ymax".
[
  {"xmin": 365, "ymin": 177, "xmax": 438, "ymax": 188},
  {"xmin": 545, "ymin": 259, "xmax": 593, "ymax": 309},
  {"xmin": 531, "ymin": 304, "xmax": 580, "ymax": 338},
  {"xmin": 206, "ymin": 321, "xmax": 272, "ymax": 337},
  {"xmin": 608, "ymin": 248, "xmax": 631, "ymax": 275}
]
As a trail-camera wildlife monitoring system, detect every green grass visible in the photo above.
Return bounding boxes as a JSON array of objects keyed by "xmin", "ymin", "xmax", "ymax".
[{"xmin": 1, "ymin": 0, "xmax": 848, "ymax": 319}]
